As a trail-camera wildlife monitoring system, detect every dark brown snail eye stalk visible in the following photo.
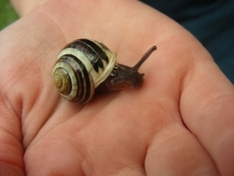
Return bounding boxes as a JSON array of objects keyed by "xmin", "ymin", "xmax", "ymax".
[{"xmin": 132, "ymin": 46, "xmax": 157, "ymax": 71}]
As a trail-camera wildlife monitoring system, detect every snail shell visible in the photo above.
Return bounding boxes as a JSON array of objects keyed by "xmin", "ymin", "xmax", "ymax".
[
  {"xmin": 52, "ymin": 39, "xmax": 116, "ymax": 104},
  {"xmin": 52, "ymin": 38, "xmax": 156, "ymax": 104}
]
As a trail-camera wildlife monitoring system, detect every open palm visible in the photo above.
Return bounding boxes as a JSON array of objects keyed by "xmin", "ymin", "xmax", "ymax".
[{"xmin": 1, "ymin": 0, "xmax": 234, "ymax": 175}]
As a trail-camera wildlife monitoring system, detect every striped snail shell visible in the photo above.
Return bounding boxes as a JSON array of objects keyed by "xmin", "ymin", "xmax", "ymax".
[{"xmin": 52, "ymin": 38, "xmax": 156, "ymax": 104}]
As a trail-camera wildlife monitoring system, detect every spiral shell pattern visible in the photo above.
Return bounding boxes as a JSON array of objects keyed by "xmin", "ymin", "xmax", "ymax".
[{"xmin": 52, "ymin": 39, "xmax": 116, "ymax": 104}]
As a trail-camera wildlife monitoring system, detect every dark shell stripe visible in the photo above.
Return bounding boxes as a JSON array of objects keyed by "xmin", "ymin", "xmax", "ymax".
[
  {"xmin": 72, "ymin": 56, "xmax": 92, "ymax": 103},
  {"xmin": 59, "ymin": 55, "xmax": 92, "ymax": 103},
  {"xmin": 65, "ymin": 39, "xmax": 109, "ymax": 73},
  {"xmin": 79, "ymin": 38, "xmax": 109, "ymax": 63}
]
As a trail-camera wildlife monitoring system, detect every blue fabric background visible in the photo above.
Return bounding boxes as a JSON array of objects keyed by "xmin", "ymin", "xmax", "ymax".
[{"xmin": 142, "ymin": 0, "xmax": 234, "ymax": 83}]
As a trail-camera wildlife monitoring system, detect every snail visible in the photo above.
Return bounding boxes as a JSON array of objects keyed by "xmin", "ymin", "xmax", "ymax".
[{"xmin": 52, "ymin": 38, "xmax": 156, "ymax": 104}]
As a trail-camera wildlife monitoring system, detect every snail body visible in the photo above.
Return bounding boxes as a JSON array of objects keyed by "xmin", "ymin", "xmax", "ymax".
[{"xmin": 52, "ymin": 38, "xmax": 156, "ymax": 104}]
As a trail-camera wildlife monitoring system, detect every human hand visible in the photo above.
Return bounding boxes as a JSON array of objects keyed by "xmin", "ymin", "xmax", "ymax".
[{"xmin": 1, "ymin": 0, "xmax": 234, "ymax": 175}]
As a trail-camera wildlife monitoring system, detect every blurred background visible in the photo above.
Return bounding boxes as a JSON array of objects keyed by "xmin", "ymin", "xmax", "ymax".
[{"xmin": 0, "ymin": 0, "xmax": 18, "ymax": 30}]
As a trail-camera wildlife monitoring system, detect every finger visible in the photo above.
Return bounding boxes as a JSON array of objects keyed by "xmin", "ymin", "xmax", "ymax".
[
  {"xmin": 0, "ymin": 10, "xmax": 70, "ymax": 147},
  {"xmin": 0, "ymin": 18, "xmax": 32, "ymax": 176},
  {"xmin": 10, "ymin": 0, "xmax": 47, "ymax": 16},
  {"xmin": 0, "ymin": 96, "xmax": 24, "ymax": 175},
  {"xmin": 145, "ymin": 123, "xmax": 220, "ymax": 176},
  {"xmin": 181, "ymin": 57, "xmax": 234, "ymax": 175}
]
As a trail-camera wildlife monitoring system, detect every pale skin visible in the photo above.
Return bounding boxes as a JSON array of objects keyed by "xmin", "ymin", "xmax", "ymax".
[{"xmin": 1, "ymin": 0, "xmax": 234, "ymax": 175}]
